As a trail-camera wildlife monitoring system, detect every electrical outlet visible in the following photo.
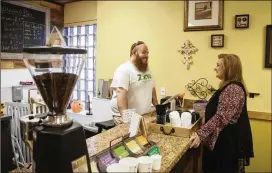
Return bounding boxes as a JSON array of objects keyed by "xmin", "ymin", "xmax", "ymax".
[{"xmin": 160, "ymin": 87, "xmax": 166, "ymax": 96}]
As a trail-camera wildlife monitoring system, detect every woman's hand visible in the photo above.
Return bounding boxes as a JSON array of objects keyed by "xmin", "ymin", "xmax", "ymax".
[{"xmin": 190, "ymin": 132, "xmax": 201, "ymax": 148}]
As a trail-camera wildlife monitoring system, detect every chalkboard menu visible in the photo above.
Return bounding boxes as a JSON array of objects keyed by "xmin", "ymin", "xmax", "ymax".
[{"xmin": 1, "ymin": 1, "xmax": 48, "ymax": 54}]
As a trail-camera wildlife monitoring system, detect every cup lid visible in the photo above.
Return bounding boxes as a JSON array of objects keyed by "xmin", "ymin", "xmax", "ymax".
[
  {"xmin": 119, "ymin": 157, "xmax": 138, "ymax": 165},
  {"xmin": 151, "ymin": 154, "xmax": 162, "ymax": 160},
  {"xmin": 106, "ymin": 163, "xmax": 130, "ymax": 172},
  {"xmin": 137, "ymin": 156, "xmax": 153, "ymax": 164}
]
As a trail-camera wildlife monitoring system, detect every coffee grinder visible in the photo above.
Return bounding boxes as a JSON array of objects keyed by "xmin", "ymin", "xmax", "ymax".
[{"xmin": 22, "ymin": 46, "xmax": 91, "ymax": 173}]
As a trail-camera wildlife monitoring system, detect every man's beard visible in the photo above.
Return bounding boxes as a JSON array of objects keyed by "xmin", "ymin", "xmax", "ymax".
[{"xmin": 135, "ymin": 55, "xmax": 148, "ymax": 72}]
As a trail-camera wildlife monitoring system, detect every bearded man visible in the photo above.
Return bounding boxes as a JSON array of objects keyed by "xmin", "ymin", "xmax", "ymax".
[{"xmin": 110, "ymin": 41, "xmax": 158, "ymax": 125}]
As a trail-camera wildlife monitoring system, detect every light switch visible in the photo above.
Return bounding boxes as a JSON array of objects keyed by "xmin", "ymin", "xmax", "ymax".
[{"xmin": 160, "ymin": 87, "xmax": 166, "ymax": 96}]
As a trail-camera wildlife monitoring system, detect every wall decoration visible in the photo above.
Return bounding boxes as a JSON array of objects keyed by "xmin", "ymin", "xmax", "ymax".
[
  {"xmin": 185, "ymin": 78, "xmax": 217, "ymax": 99},
  {"xmin": 265, "ymin": 25, "xmax": 272, "ymax": 68},
  {"xmin": 184, "ymin": 0, "xmax": 224, "ymax": 31},
  {"xmin": 211, "ymin": 34, "xmax": 224, "ymax": 47},
  {"xmin": 235, "ymin": 14, "xmax": 249, "ymax": 28},
  {"xmin": 178, "ymin": 40, "xmax": 198, "ymax": 70}
]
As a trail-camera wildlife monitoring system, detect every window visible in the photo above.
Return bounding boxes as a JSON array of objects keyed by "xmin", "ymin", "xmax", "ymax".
[{"xmin": 64, "ymin": 24, "xmax": 96, "ymax": 109}]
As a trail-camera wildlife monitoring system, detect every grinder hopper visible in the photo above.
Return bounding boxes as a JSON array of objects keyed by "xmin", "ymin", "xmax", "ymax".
[{"xmin": 22, "ymin": 46, "xmax": 87, "ymax": 127}]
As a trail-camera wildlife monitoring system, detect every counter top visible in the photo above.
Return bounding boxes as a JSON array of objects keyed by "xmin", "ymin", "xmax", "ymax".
[
  {"xmin": 86, "ymin": 114, "xmax": 191, "ymax": 172},
  {"xmin": 86, "ymin": 123, "xmax": 130, "ymax": 158},
  {"xmin": 148, "ymin": 133, "xmax": 190, "ymax": 172}
]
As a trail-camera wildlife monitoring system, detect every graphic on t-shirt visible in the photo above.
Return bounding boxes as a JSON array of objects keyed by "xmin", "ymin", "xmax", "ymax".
[{"xmin": 137, "ymin": 74, "xmax": 152, "ymax": 81}]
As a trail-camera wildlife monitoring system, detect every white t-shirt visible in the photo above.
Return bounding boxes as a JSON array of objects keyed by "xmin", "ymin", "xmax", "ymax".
[{"xmin": 110, "ymin": 61, "xmax": 156, "ymax": 116}]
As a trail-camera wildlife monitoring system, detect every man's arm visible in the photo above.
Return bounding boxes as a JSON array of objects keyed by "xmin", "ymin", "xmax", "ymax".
[
  {"xmin": 152, "ymin": 87, "xmax": 159, "ymax": 106},
  {"xmin": 116, "ymin": 87, "xmax": 128, "ymax": 116}
]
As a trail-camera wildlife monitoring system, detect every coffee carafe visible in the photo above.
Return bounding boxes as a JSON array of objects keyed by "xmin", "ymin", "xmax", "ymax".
[{"xmin": 22, "ymin": 46, "xmax": 91, "ymax": 173}]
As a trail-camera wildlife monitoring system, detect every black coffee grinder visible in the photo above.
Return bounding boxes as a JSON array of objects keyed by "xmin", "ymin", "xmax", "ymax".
[{"xmin": 22, "ymin": 46, "xmax": 91, "ymax": 173}]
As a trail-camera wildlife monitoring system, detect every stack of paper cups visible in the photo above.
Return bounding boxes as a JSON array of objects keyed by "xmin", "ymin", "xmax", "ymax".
[
  {"xmin": 137, "ymin": 156, "xmax": 153, "ymax": 173},
  {"xmin": 119, "ymin": 157, "xmax": 138, "ymax": 172},
  {"xmin": 180, "ymin": 112, "xmax": 192, "ymax": 128},
  {"xmin": 151, "ymin": 154, "xmax": 162, "ymax": 171}
]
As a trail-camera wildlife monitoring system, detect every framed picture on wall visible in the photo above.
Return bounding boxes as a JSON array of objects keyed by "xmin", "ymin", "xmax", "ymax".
[
  {"xmin": 211, "ymin": 34, "xmax": 224, "ymax": 47},
  {"xmin": 235, "ymin": 14, "xmax": 249, "ymax": 28},
  {"xmin": 184, "ymin": 0, "xmax": 224, "ymax": 31},
  {"xmin": 265, "ymin": 25, "xmax": 272, "ymax": 68}
]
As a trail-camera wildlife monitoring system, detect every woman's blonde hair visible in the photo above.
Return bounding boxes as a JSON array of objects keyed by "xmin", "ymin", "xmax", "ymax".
[{"xmin": 218, "ymin": 54, "xmax": 246, "ymax": 91}]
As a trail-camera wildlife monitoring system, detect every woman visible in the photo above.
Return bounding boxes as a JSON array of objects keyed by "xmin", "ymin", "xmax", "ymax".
[{"xmin": 190, "ymin": 54, "xmax": 254, "ymax": 173}]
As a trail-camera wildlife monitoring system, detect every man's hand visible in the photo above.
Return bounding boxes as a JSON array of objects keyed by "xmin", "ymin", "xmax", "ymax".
[
  {"xmin": 116, "ymin": 87, "xmax": 128, "ymax": 115},
  {"xmin": 152, "ymin": 87, "xmax": 158, "ymax": 106}
]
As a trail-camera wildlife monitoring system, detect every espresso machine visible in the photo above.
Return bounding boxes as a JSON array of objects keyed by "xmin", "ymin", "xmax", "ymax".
[{"xmin": 20, "ymin": 46, "xmax": 91, "ymax": 173}]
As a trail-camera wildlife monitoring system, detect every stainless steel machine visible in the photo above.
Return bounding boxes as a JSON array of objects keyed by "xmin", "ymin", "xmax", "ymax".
[{"xmin": 20, "ymin": 46, "xmax": 91, "ymax": 173}]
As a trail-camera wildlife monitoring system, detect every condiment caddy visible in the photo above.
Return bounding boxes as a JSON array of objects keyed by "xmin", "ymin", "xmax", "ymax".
[{"xmin": 90, "ymin": 134, "xmax": 161, "ymax": 172}]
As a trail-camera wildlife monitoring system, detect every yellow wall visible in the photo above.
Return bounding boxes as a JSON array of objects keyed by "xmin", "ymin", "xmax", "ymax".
[
  {"xmin": 64, "ymin": 1, "xmax": 97, "ymax": 26},
  {"xmin": 64, "ymin": 1, "xmax": 271, "ymax": 172},
  {"xmin": 249, "ymin": 120, "xmax": 271, "ymax": 172},
  {"xmin": 96, "ymin": 1, "xmax": 271, "ymax": 113}
]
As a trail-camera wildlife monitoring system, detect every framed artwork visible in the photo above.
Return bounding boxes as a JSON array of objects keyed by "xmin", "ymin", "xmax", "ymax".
[
  {"xmin": 265, "ymin": 25, "xmax": 272, "ymax": 68},
  {"xmin": 235, "ymin": 14, "xmax": 249, "ymax": 28},
  {"xmin": 184, "ymin": 0, "xmax": 224, "ymax": 31},
  {"xmin": 211, "ymin": 34, "xmax": 224, "ymax": 48}
]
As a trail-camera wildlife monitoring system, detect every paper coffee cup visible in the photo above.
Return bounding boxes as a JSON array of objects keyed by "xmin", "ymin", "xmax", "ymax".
[
  {"xmin": 169, "ymin": 111, "xmax": 181, "ymax": 127},
  {"xmin": 151, "ymin": 154, "xmax": 162, "ymax": 170},
  {"xmin": 119, "ymin": 157, "xmax": 138, "ymax": 172},
  {"xmin": 181, "ymin": 112, "xmax": 192, "ymax": 128},
  {"xmin": 106, "ymin": 163, "xmax": 130, "ymax": 173},
  {"xmin": 137, "ymin": 156, "xmax": 153, "ymax": 173}
]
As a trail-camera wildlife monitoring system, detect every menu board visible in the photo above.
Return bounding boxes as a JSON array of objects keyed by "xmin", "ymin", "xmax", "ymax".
[{"xmin": 1, "ymin": 1, "xmax": 48, "ymax": 54}]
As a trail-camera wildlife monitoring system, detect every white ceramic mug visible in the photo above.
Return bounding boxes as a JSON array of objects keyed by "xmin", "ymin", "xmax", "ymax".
[
  {"xmin": 119, "ymin": 157, "xmax": 138, "ymax": 172},
  {"xmin": 137, "ymin": 156, "xmax": 153, "ymax": 173},
  {"xmin": 169, "ymin": 111, "xmax": 181, "ymax": 127},
  {"xmin": 180, "ymin": 112, "xmax": 192, "ymax": 128},
  {"xmin": 106, "ymin": 163, "xmax": 130, "ymax": 173},
  {"xmin": 151, "ymin": 154, "xmax": 162, "ymax": 171}
]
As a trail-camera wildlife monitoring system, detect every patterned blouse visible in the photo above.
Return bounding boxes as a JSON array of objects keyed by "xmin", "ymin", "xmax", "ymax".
[{"xmin": 196, "ymin": 83, "xmax": 245, "ymax": 150}]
